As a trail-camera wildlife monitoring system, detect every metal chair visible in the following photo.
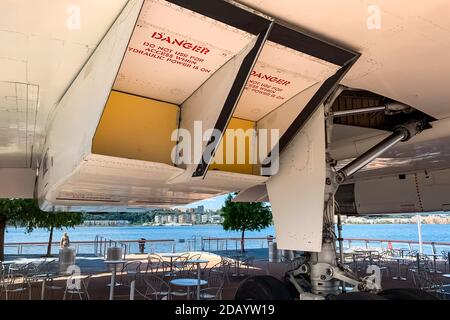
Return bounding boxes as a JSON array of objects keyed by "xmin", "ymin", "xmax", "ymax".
[
  {"xmin": 146, "ymin": 254, "xmax": 167, "ymax": 275},
  {"xmin": 172, "ymin": 253, "xmax": 190, "ymax": 269},
  {"xmin": 371, "ymin": 251, "xmax": 391, "ymax": 279},
  {"xmin": 0, "ymin": 262, "xmax": 6, "ymax": 294},
  {"xmin": 137, "ymin": 274, "xmax": 171, "ymax": 300},
  {"xmin": 29, "ymin": 260, "xmax": 63, "ymax": 300},
  {"xmin": 412, "ymin": 269, "xmax": 448, "ymax": 299},
  {"xmin": 432, "ymin": 250, "xmax": 449, "ymax": 272},
  {"xmin": 2, "ymin": 263, "xmax": 32, "ymax": 300},
  {"xmin": 197, "ymin": 268, "xmax": 224, "ymax": 300},
  {"xmin": 188, "ymin": 253, "xmax": 202, "ymax": 260},
  {"xmin": 442, "ymin": 250, "xmax": 449, "ymax": 272},
  {"xmin": 240, "ymin": 256, "xmax": 255, "ymax": 276},
  {"xmin": 408, "ymin": 254, "xmax": 432, "ymax": 286},
  {"xmin": 168, "ymin": 272, "xmax": 193, "ymax": 299},
  {"xmin": 219, "ymin": 257, "xmax": 234, "ymax": 283},
  {"xmin": 63, "ymin": 274, "xmax": 92, "ymax": 300},
  {"xmin": 170, "ymin": 253, "xmax": 190, "ymax": 276},
  {"xmin": 119, "ymin": 261, "xmax": 142, "ymax": 286}
]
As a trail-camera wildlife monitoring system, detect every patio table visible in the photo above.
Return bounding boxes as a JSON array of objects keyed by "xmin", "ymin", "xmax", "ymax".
[
  {"xmin": 170, "ymin": 278, "xmax": 207, "ymax": 300},
  {"xmin": 185, "ymin": 259, "xmax": 209, "ymax": 300},
  {"xmin": 105, "ymin": 259, "xmax": 127, "ymax": 300}
]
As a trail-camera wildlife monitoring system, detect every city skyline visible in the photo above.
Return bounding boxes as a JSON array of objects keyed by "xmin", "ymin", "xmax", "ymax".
[{"xmin": 175, "ymin": 193, "xmax": 230, "ymax": 211}]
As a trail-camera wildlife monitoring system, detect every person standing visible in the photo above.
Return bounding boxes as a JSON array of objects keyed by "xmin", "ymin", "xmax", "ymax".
[
  {"xmin": 138, "ymin": 238, "xmax": 146, "ymax": 254},
  {"xmin": 60, "ymin": 232, "xmax": 70, "ymax": 248}
]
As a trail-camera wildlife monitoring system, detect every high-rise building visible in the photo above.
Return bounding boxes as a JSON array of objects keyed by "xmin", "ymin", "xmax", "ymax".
[
  {"xmin": 196, "ymin": 205, "xmax": 205, "ymax": 214},
  {"xmin": 201, "ymin": 214, "xmax": 209, "ymax": 224},
  {"xmin": 191, "ymin": 213, "xmax": 200, "ymax": 224},
  {"xmin": 179, "ymin": 214, "xmax": 190, "ymax": 224}
]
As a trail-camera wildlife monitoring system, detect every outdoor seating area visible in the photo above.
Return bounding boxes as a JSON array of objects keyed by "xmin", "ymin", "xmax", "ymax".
[
  {"xmin": 110, "ymin": 250, "xmax": 265, "ymax": 300},
  {"xmin": 1, "ymin": 242, "xmax": 450, "ymax": 300},
  {"xmin": 0, "ymin": 249, "xmax": 275, "ymax": 300},
  {"xmin": 341, "ymin": 247, "xmax": 450, "ymax": 299},
  {"xmin": 0, "ymin": 257, "xmax": 91, "ymax": 300}
]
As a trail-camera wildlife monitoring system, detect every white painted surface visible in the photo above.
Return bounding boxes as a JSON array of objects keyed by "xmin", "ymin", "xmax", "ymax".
[
  {"xmin": 170, "ymin": 38, "xmax": 257, "ymax": 181},
  {"xmin": 233, "ymin": 184, "xmax": 269, "ymax": 202},
  {"xmin": 353, "ymin": 168, "xmax": 450, "ymax": 214},
  {"xmin": 0, "ymin": 82, "xmax": 39, "ymax": 167},
  {"xmin": 0, "ymin": 0, "xmax": 128, "ymax": 168},
  {"xmin": 42, "ymin": 154, "xmax": 267, "ymax": 211},
  {"xmin": 234, "ymin": 42, "xmax": 338, "ymax": 121},
  {"xmin": 114, "ymin": 0, "xmax": 255, "ymax": 103},
  {"xmin": 238, "ymin": 0, "xmax": 450, "ymax": 119},
  {"xmin": 38, "ymin": 0, "xmax": 143, "ymax": 207},
  {"xmin": 0, "ymin": 168, "xmax": 35, "ymax": 198},
  {"xmin": 266, "ymin": 106, "xmax": 326, "ymax": 252},
  {"xmin": 256, "ymin": 82, "xmax": 323, "ymax": 156}
]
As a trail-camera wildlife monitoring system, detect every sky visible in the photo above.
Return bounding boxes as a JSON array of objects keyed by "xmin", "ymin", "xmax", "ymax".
[{"xmin": 176, "ymin": 193, "xmax": 230, "ymax": 211}]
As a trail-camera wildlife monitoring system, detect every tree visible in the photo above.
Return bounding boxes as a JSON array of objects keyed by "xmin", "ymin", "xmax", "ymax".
[
  {"xmin": 24, "ymin": 202, "xmax": 83, "ymax": 257},
  {"xmin": 0, "ymin": 199, "xmax": 83, "ymax": 259},
  {"xmin": 221, "ymin": 193, "xmax": 272, "ymax": 252},
  {"xmin": 0, "ymin": 199, "xmax": 34, "ymax": 260}
]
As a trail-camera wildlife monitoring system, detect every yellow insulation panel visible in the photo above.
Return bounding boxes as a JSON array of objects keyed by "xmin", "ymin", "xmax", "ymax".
[
  {"xmin": 92, "ymin": 91, "xmax": 179, "ymax": 165},
  {"xmin": 209, "ymin": 117, "xmax": 257, "ymax": 175}
]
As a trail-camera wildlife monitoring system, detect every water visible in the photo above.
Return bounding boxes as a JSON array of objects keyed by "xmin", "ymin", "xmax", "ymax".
[{"xmin": 3, "ymin": 224, "xmax": 449, "ymax": 255}]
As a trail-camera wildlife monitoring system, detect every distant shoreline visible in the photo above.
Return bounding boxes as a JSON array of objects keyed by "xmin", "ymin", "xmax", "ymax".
[
  {"xmin": 79, "ymin": 222, "xmax": 450, "ymax": 227},
  {"xmin": 79, "ymin": 223, "xmax": 224, "ymax": 227}
]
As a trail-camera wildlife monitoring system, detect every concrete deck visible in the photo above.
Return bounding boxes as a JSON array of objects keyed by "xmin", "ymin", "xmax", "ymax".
[{"xmin": 2, "ymin": 249, "xmax": 449, "ymax": 300}]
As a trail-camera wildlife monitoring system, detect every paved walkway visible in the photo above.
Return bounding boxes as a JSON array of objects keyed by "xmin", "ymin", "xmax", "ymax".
[{"xmin": 2, "ymin": 250, "xmax": 449, "ymax": 300}]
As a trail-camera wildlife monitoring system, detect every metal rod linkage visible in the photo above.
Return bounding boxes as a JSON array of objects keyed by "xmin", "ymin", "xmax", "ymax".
[
  {"xmin": 331, "ymin": 105, "xmax": 386, "ymax": 117},
  {"xmin": 336, "ymin": 119, "xmax": 426, "ymax": 183}
]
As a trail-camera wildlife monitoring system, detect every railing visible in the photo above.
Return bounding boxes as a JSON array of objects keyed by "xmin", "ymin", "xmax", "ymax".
[
  {"xmin": 4, "ymin": 240, "xmax": 100, "ymax": 256},
  {"xmin": 343, "ymin": 237, "xmax": 450, "ymax": 254},
  {"xmin": 94, "ymin": 235, "xmax": 129, "ymax": 259},
  {"xmin": 200, "ymin": 236, "xmax": 274, "ymax": 252},
  {"xmin": 4, "ymin": 236, "xmax": 449, "ymax": 258},
  {"xmin": 3, "ymin": 235, "xmax": 273, "ymax": 257}
]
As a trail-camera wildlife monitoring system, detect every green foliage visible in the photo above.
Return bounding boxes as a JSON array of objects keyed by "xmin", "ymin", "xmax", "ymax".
[
  {"xmin": 82, "ymin": 211, "xmax": 157, "ymax": 224},
  {"xmin": 221, "ymin": 193, "xmax": 272, "ymax": 232},
  {"xmin": 0, "ymin": 198, "xmax": 84, "ymax": 259},
  {"xmin": 0, "ymin": 198, "xmax": 36, "ymax": 227},
  {"xmin": 0, "ymin": 198, "xmax": 83, "ymax": 231},
  {"xmin": 26, "ymin": 209, "xmax": 83, "ymax": 232}
]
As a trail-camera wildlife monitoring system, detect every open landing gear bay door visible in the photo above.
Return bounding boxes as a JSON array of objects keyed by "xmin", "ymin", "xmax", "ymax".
[
  {"xmin": 37, "ymin": 0, "xmax": 358, "ymax": 214},
  {"xmin": 230, "ymin": 24, "xmax": 360, "ymax": 252}
]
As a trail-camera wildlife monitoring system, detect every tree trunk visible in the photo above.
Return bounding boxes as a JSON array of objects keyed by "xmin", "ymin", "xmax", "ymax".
[
  {"xmin": 46, "ymin": 225, "xmax": 54, "ymax": 257},
  {"xmin": 0, "ymin": 220, "xmax": 5, "ymax": 261},
  {"xmin": 240, "ymin": 226, "xmax": 246, "ymax": 253}
]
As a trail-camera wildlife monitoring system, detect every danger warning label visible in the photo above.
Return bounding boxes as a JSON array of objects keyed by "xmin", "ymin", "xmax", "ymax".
[
  {"xmin": 113, "ymin": 0, "xmax": 256, "ymax": 104},
  {"xmin": 127, "ymin": 30, "xmax": 214, "ymax": 74},
  {"xmin": 244, "ymin": 70, "xmax": 292, "ymax": 101}
]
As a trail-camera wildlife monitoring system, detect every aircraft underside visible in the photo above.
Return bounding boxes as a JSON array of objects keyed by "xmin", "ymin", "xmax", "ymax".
[{"xmin": 1, "ymin": 0, "xmax": 450, "ymax": 253}]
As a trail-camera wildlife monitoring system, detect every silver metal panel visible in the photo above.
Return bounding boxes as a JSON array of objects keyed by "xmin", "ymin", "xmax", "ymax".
[{"xmin": 266, "ymin": 106, "xmax": 326, "ymax": 252}]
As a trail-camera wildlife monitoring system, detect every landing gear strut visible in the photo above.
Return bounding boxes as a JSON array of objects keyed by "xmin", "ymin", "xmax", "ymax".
[{"xmin": 286, "ymin": 113, "xmax": 427, "ymax": 299}]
